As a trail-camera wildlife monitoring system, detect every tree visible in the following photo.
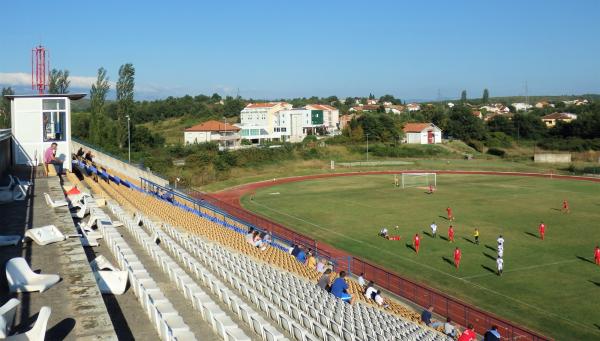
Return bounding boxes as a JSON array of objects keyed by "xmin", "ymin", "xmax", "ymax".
[
  {"xmin": 482, "ymin": 89, "xmax": 489, "ymax": 103},
  {"xmin": 368, "ymin": 93, "xmax": 375, "ymax": 100},
  {"xmin": 48, "ymin": 69, "xmax": 70, "ymax": 94},
  {"xmin": 211, "ymin": 93, "xmax": 222, "ymax": 102},
  {"xmin": 379, "ymin": 94, "xmax": 401, "ymax": 105},
  {"xmin": 1, "ymin": 87, "xmax": 14, "ymax": 128},
  {"xmin": 223, "ymin": 96, "xmax": 244, "ymax": 117},
  {"xmin": 48, "ymin": 69, "xmax": 60, "ymax": 94},
  {"xmin": 460, "ymin": 90, "xmax": 467, "ymax": 103},
  {"xmin": 58, "ymin": 70, "xmax": 70, "ymax": 94},
  {"xmin": 116, "ymin": 63, "xmax": 135, "ymax": 148},
  {"xmin": 446, "ymin": 105, "xmax": 486, "ymax": 141},
  {"xmin": 89, "ymin": 67, "xmax": 111, "ymax": 145}
]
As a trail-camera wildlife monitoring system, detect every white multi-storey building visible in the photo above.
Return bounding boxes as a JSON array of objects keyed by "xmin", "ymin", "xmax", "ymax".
[{"xmin": 238, "ymin": 102, "xmax": 335, "ymax": 144}]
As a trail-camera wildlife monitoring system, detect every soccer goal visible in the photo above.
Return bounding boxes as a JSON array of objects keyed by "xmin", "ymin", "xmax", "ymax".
[{"xmin": 401, "ymin": 173, "xmax": 437, "ymax": 189}]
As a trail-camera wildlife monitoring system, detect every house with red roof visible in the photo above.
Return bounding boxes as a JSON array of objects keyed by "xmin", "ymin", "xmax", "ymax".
[
  {"xmin": 402, "ymin": 122, "xmax": 442, "ymax": 144},
  {"xmin": 184, "ymin": 120, "xmax": 241, "ymax": 148},
  {"xmin": 541, "ymin": 112, "xmax": 577, "ymax": 128}
]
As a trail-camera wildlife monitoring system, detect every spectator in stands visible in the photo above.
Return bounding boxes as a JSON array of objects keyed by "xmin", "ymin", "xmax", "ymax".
[
  {"xmin": 76, "ymin": 147, "xmax": 84, "ymax": 158},
  {"xmin": 357, "ymin": 273, "xmax": 366, "ymax": 287},
  {"xmin": 420, "ymin": 306, "xmax": 442, "ymax": 329},
  {"xmin": 245, "ymin": 229, "xmax": 255, "ymax": 245},
  {"xmin": 44, "ymin": 142, "xmax": 64, "ymax": 175},
  {"xmin": 85, "ymin": 151, "xmax": 93, "ymax": 162},
  {"xmin": 259, "ymin": 232, "xmax": 269, "ymax": 250},
  {"xmin": 458, "ymin": 324, "xmax": 476, "ymax": 341},
  {"xmin": 252, "ymin": 231, "xmax": 266, "ymax": 250},
  {"xmin": 290, "ymin": 244, "xmax": 301, "ymax": 257},
  {"xmin": 364, "ymin": 281, "xmax": 377, "ymax": 299},
  {"xmin": 306, "ymin": 251, "xmax": 317, "ymax": 269},
  {"xmin": 484, "ymin": 325, "xmax": 501, "ymax": 341},
  {"xmin": 373, "ymin": 290, "xmax": 389, "ymax": 308},
  {"xmin": 317, "ymin": 269, "xmax": 332, "ymax": 291},
  {"xmin": 316, "ymin": 258, "xmax": 327, "ymax": 273},
  {"xmin": 263, "ymin": 231, "xmax": 272, "ymax": 245},
  {"xmin": 295, "ymin": 247, "xmax": 307, "ymax": 263},
  {"xmin": 444, "ymin": 317, "xmax": 457, "ymax": 338},
  {"xmin": 330, "ymin": 271, "xmax": 353, "ymax": 303}
]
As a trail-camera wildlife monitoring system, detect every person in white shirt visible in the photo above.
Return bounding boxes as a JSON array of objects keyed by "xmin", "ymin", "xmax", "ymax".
[
  {"xmin": 430, "ymin": 222, "xmax": 438, "ymax": 238},
  {"xmin": 357, "ymin": 273, "xmax": 366, "ymax": 287},
  {"xmin": 379, "ymin": 228, "xmax": 389, "ymax": 239},
  {"xmin": 497, "ymin": 235, "xmax": 505, "ymax": 247},
  {"xmin": 364, "ymin": 283, "xmax": 377, "ymax": 300},
  {"xmin": 497, "ymin": 244, "xmax": 504, "ymax": 258},
  {"xmin": 497, "ymin": 257, "xmax": 504, "ymax": 276},
  {"xmin": 374, "ymin": 290, "xmax": 389, "ymax": 308},
  {"xmin": 443, "ymin": 317, "xmax": 456, "ymax": 338}
]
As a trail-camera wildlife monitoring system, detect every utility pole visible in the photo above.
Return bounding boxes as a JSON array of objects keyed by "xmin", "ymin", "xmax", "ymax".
[{"xmin": 126, "ymin": 115, "xmax": 131, "ymax": 163}]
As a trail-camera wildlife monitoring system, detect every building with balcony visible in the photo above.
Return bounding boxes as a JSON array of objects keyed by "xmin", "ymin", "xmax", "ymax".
[{"xmin": 184, "ymin": 120, "xmax": 241, "ymax": 148}]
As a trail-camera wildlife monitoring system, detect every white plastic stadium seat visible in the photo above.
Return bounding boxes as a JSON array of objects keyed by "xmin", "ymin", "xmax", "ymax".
[
  {"xmin": 24, "ymin": 225, "xmax": 65, "ymax": 246},
  {"xmin": 94, "ymin": 270, "xmax": 128, "ymax": 295},
  {"xmin": 0, "ymin": 235, "xmax": 21, "ymax": 246},
  {"xmin": 5, "ymin": 306, "xmax": 51, "ymax": 341},
  {"xmin": 43, "ymin": 192, "xmax": 68, "ymax": 208},
  {"xmin": 5, "ymin": 257, "xmax": 60, "ymax": 293},
  {"xmin": 0, "ymin": 298, "xmax": 20, "ymax": 338},
  {"xmin": 90, "ymin": 255, "xmax": 119, "ymax": 271}
]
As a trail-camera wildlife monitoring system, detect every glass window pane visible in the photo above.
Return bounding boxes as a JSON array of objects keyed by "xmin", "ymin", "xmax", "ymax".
[
  {"xmin": 43, "ymin": 111, "xmax": 66, "ymax": 142},
  {"xmin": 43, "ymin": 99, "xmax": 66, "ymax": 110}
]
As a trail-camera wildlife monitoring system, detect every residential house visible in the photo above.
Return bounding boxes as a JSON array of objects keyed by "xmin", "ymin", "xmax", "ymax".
[
  {"xmin": 541, "ymin": 112, "xmax": 577, "ymax": 128},
  {"xmin": 535, "ymin": 101, "xmax": 555, "ymax": 109},
  {"xmin": 402, "ymin": 123, "xmax": 442, "ymax": 144},
  {"xmin": 512, "ymin": 102, "xmax": 533, "ymax": 111},
  {"xmin": 384, "ymin": 105, "xmax": 405, "ymax": 114},
  {"xmin": 447, "ymin": 102, "xmax": 455, "ymax": 108},
  {"xmin": 406, "ymin": 103, "xmax": 421, "ymax": 112},
  {"xmin": 366, "ymin": 99, "xmax": 378, "ymax": 105},
  {"xmin": 484, "ymin": 112, "xmax": 513, "ymax": 122},
  {"xmin": 472, "ymin": 111, "xmax": 483, "ymax": 119},
  {"xmin": 349, "ymin": 105, "xmax": 380, "ymax": 112},
  {"xmin": 339, "ymin": 113, "xmax": 360, "ymax": 130},
  {"xmin": 184, "ymin": 120, "xmax": 241, "ymax": 148}
]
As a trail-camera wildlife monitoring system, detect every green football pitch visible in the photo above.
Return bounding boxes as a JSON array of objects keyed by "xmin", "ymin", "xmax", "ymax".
[{"xmin": 240, "ymin": 174, "xmax": 600, "ymax": 340}]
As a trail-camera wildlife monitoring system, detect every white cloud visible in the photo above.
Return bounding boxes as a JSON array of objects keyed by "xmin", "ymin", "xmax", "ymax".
[{"xmin": 0, "ymin": 72, "xmax": 116, "ymax": 89}]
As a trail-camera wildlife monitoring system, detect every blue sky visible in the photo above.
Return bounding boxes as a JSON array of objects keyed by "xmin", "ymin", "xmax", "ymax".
[{"xmin": 1, "ymin": 0, "xmax": 599, "ymax": 100}]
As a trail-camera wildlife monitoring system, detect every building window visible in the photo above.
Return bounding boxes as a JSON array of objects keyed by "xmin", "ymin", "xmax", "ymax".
[{"xmin": 42, "ymin": 99, "xmax": 66, "ymax": 142}]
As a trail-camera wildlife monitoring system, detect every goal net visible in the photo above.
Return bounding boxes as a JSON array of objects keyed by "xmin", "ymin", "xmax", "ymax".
[{"xmin": 401, "ymin": 173, "xmax": 437, "ymax": 189}]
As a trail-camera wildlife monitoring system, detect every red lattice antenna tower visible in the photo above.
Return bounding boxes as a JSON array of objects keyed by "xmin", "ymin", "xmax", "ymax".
[{"xmin": 31, "ymin": 45, "xmax": 49, "ymax": 94}]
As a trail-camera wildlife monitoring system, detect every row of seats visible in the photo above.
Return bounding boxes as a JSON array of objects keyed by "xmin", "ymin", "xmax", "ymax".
[
  {"xmin": 96, "ymin": 205, "xmax": 196, "ymax": 340},
  {"xmin": 158, "ymin": 223, "xmax": 448, "ymax": 341},
  {"xmin": 74, "ymin": 168, "xmax": 436, "ymax": 336},
  {"xmin": 109, "ymin": 202, "xmax": 256, "ymax": 341}
]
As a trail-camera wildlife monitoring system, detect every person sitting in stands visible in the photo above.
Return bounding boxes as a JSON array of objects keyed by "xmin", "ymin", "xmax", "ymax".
[
  {"xmin": 84, "ymin": 151, "xmax": 93, "ymax": 163},
  {"xmin": 357, "ymin": 273, "xmax": 366, "ymax": 288},
  {"xmin": 245, "ymin": 229, "xmax": 255, "ymax": 245},
  {"xmin": 76, "ymin": 147, "xmax": 84, "ymax": 158},
  {"xmin": 373, "ymin": 290, "xmax": 389, "ymax": 308},
  {"xmin": 316, "ymin": 258, "xmax": 327, "ymax": 273},
  {"xmin": 259, "ymin": 232, "xmax": 270, "ymax": 250},
  {"xmin": 444, "ymin": 317, "xmax": 457, "ymax": 338},
  {"xmin": 306, "ymin": 251, "xmax": 317, "ymax": 269},
  {"xmin": 330, "ymin": 271, "xmax": 353, "ymax": 303},
  {"xmin": 295, "ymin": 247, "xmax": 307, "ymax": 263},
  {"xmin": 421, "ymin": 306, "xmax": 443, "ymax": 329},
  {"xmin": 290, "ymin": 244, "xmax": 301, "ymax": 257},
  {"xmin": 317, "ymin": 269, "xmax": 332, "ymax": 291},
  {"xmin": 44, "ymin": 142, "xmax": 64, "ymax": 175},
  {"xmin": 458, "ymin": 324, "xmax": 476, "ymax": 341},
  {"xmin": 263, "ymin": 231, "xmax": 272, "ymax": 245},
  {"xmin": 483, "ymin": 325, "xmax": 501, "ymax": 341},
  {"xmin": 364, "ymin": 281, "xmax": 377, "ymax": 299}
]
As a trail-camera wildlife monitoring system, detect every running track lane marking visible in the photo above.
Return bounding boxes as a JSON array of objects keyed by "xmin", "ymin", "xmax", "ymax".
[
  {"xmin": 249, "ymin": 200, "xmax": 599, "ymax": 334},
  {"xmin": 459, "ymin": 259, "xmax": 579, "ymax": 280}
]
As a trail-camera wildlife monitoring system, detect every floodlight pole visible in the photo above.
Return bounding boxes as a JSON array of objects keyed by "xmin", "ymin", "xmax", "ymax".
[{"xmin": 126, "ymin": 115, "xmax": 131, "ymax": 163}]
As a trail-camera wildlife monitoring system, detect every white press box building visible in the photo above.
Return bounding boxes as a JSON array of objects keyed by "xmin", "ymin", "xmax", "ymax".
[{"xmin": 6, "ymin": 93, "xmax": 86, "ymax": 172}]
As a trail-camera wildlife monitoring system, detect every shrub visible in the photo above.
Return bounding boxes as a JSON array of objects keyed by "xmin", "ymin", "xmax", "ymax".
[
  {"xmin": 466, "ymin": 140, "xmax": 484, "ymax": 152},
  {"xmin": 485, "ymin": 132, "xmax": 513, "ymax": 148},
  {"xmin": 487, "ymin": 148, "xmax": 506, "ymax": 157}
]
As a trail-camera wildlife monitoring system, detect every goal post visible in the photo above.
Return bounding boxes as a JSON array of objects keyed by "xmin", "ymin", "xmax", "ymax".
[{"xmin": 401, "ymin": 172, "xmax": 437, "ymax": 189}]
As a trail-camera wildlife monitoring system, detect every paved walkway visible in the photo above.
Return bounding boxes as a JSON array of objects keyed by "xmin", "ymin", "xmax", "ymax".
[{"xmin": 0, "ymin": 175, "xmax": 117, "ymax": 340}]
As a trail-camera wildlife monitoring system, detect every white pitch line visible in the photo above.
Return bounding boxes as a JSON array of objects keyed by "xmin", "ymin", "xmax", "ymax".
[
  {"xmin": 250, "ymin": 200, "xmax": 599, "ymax": 334},
  {"xmin": 460, "ymin": 259, "xmax": 579, "ymax": 280}
]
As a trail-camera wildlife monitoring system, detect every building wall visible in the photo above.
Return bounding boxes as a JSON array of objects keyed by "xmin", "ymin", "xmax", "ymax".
[
  {"xmin": 72, "ymin": 140, "xmax": 168, "ymax": 186},
  {"xmin": 11, "ymin": 97, "xmax": 71, "ymax": 170},
  {"xmin": 534, "ymin": 153, "xmax": 571, "ymax": 163},
  {"xmin": 184, "ymin": 131, "xmax": 210, "ymax": 144},
  {"xmin": 0, "ymin": 129, "xmax": 11, "ymax": 179},
  {"xmin": 406, "ymin": 130, "xmax": 442, "ymax": 144}
]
